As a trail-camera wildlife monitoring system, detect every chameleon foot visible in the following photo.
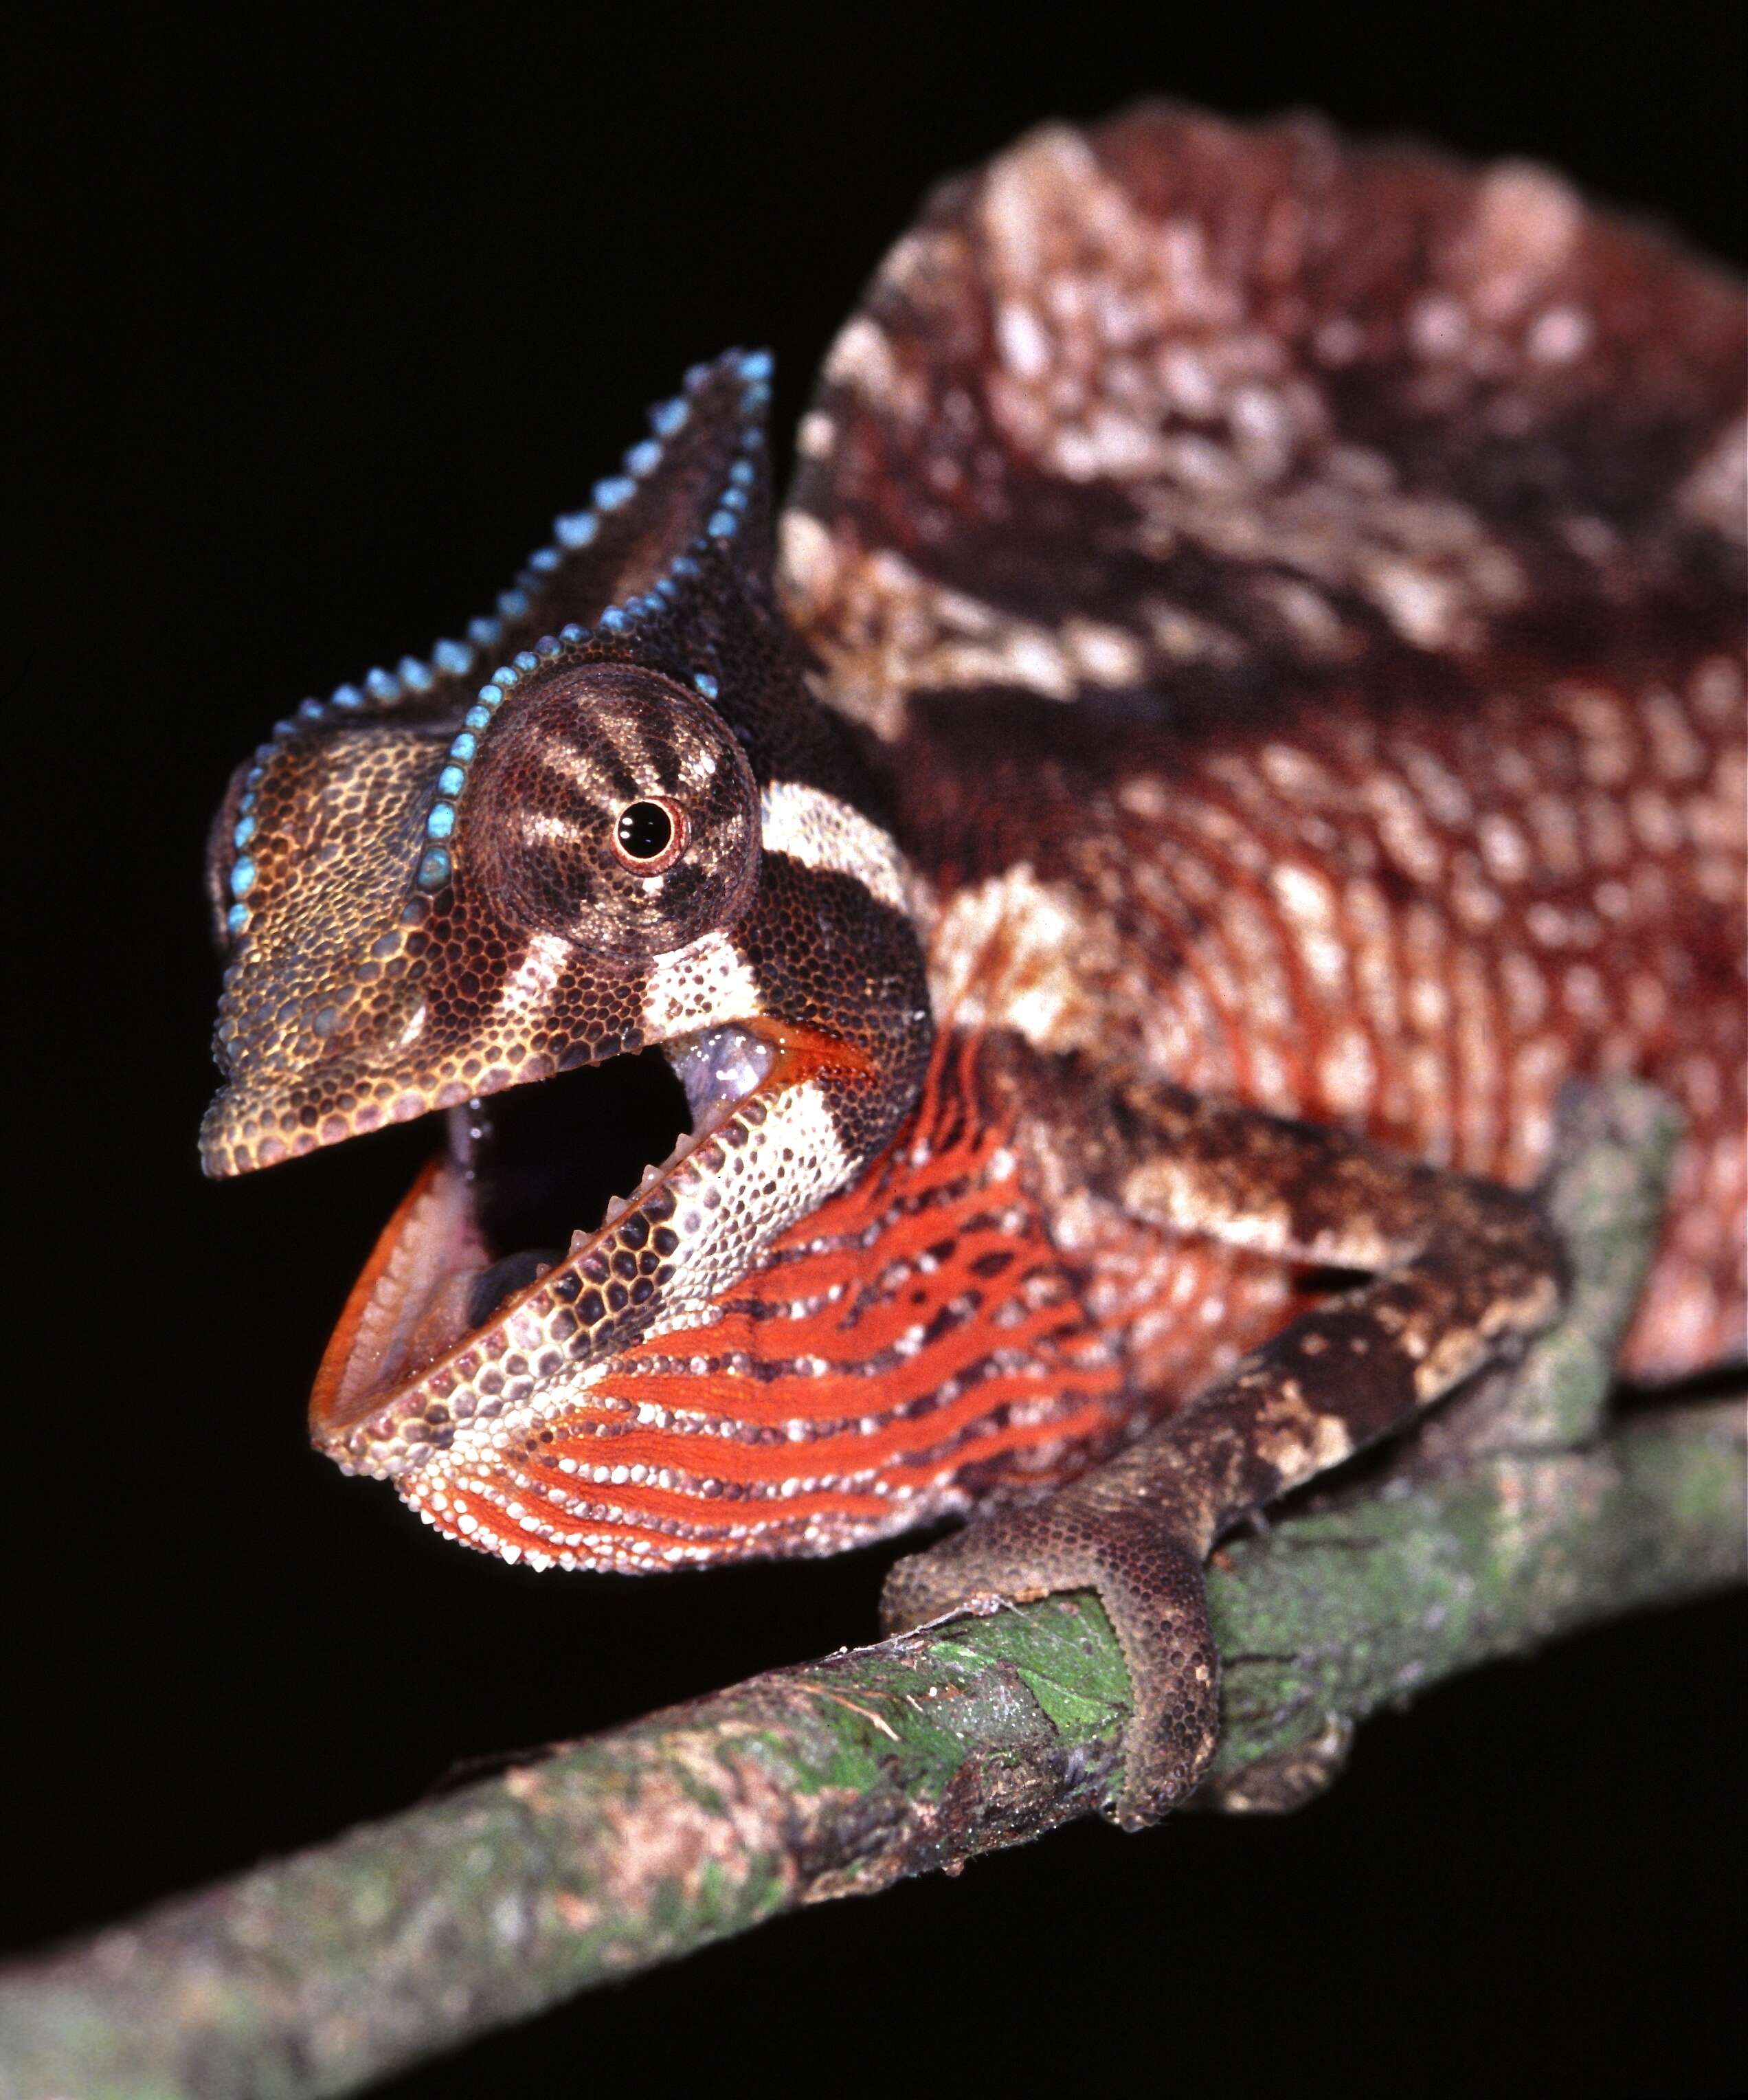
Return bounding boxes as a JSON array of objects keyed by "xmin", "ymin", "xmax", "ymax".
[{"xmin": 882, "ymin": 1490, "xmax": 1220, "ymax": 1829}]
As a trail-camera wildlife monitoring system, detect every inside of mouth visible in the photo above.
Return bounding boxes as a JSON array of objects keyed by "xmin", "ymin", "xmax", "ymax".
[
  {"xmin": 462, "ymin": 1047, "xmax": 691, "ymax": 1318},
  {"xmin": 317, "ymin": 1025, "xmax": 774, "ymax": 1420}
]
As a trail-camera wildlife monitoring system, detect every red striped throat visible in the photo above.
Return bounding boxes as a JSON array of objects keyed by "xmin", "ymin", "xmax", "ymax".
[{"xmin": 391, "ymin": 1031, "xmax": 1129, "ymax": 1570}]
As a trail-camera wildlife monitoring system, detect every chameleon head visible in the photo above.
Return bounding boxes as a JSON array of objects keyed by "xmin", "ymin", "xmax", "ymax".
[{"xmin": 200, "ymin": 351, "xmax": 933, "ymax": 1561}]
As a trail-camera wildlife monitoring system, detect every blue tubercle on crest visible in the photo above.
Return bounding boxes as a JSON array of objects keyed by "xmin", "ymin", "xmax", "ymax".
[{"xmin": 222, "ymin": 349, "xmax": 776, "ymax": 935}]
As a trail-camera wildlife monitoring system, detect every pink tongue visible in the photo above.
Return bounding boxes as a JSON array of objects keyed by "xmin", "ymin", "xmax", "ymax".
[{"xmin": 314, "ymin": 1159, "xmax": 491, "ymax": 1422}]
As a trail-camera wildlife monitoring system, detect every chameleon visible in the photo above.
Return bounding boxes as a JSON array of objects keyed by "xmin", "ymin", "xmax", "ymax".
[{"xmin": 202, "ymin": 107, "xmax": 1745, "ymax": 1827}]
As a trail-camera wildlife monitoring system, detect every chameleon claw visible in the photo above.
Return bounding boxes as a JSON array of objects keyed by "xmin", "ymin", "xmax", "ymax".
[{"xmin": 881, "ymin": 1493, "xmax": 1222, "ymax": 1828}]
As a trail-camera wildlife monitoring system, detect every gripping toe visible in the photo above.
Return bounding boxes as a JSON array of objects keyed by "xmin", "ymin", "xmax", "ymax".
[{"xmin": 880, "ymin": 1491, "xmax": 1220, "ymax": 1827}]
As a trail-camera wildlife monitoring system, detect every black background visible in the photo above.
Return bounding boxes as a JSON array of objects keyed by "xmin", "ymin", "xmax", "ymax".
[{"xmin": 11, "ymin": 9, "xmax": 1745, "ymax": 2096}]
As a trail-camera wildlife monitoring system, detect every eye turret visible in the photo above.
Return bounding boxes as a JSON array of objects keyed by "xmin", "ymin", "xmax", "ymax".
[{"xmin": 463, "ymin": 663, "xmax": 759, "ymax": 957}]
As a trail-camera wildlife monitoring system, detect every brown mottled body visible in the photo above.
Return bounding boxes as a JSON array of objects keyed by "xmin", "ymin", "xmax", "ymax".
[
  {"xmin": 205, "ymin": 108, "xmax": 1744, "ymax": 1827},
  {"xmin": 784, "ymin": 108, "xmax": 1746, "ymax": 1379},
  {"xmin": 886, "ymin": 662, "xmax": 1746, "ymax": 1378},
  {"xmin": 777, "ymin": 108, "xmax": 1744, "ymax": 1818}
]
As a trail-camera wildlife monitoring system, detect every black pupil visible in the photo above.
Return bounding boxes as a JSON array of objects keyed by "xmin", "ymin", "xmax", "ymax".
[{"xmin": 616, "ymin": 801, "xmax": 674, "ymax": 861}]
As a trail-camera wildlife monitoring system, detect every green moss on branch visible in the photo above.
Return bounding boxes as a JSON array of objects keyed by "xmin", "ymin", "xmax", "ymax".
[{"xmin": 3, "ymin": 1402, "xmax": 1738, "ymax": 2100}]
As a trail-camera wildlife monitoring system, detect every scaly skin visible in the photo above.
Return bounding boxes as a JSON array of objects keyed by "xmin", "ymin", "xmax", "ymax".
[
  {"xmin": 784, "ymin": 107, "xmax": 1745, "ymax": 1382},
  {"xmin": 203, "ymin": 108, "xmax": 1745, "ymax": 1822}
]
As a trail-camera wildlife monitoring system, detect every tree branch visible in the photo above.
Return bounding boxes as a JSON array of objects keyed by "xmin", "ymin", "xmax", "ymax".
[{"xmin": 3, "ymin": 1084, "xmax": 1741, "ymax": 2100}]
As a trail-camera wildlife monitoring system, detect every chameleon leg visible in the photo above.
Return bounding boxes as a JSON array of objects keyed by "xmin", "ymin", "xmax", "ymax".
[{"xmin": 884, "ymin": 1077, "xmax": 1664, "ymax": 1829}]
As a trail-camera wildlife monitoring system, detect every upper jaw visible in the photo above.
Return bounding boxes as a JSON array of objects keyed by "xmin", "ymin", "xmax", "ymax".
[
  {"xmin": 307, "ymin": 1017, "xmax": 868, "ymax": 1480},
  {"xmin": 200, "ymin": 1029, "xmax": 598, "ymax": 1179},
  {"xmin": 201, "ymin": 902, "xmax": 651, "ymax": 1183},
  {"xmin": 199, "ymin": 924, "xmax": 776, "ymax": 1181}
]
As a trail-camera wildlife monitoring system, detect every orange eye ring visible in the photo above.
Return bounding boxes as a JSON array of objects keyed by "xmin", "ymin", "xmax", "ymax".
[{"xmin": 611, "ymin": 796, "xmax": 688, "ymax": 874}]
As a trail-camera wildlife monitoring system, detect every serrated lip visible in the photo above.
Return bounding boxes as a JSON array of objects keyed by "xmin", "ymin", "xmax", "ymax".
[{"xmin": 306, "ymin": 1018, "xmax": 869, "ymax": 1459}]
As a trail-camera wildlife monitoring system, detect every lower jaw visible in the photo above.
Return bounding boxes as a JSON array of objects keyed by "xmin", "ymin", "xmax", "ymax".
[{"xmin": 309, "ymin": 1024, "xmax": 791, "ymax": 1455}]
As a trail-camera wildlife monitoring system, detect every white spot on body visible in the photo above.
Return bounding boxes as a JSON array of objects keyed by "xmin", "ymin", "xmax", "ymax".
[
  {"xmin": 996, "ymin": 302, "xmax": 1052, "ymax": 379},
  {"xmin": 1629, "ymin": 788, "xmax": 1684, "ymax": 855},
  {"xmin": 759, "ymin": 779, "xmax": 910, "ymax": 915},
  {"xmin": 777, "ymin": 511, "xmax": 838, "ymax": 601},
  {"xmin": 1411, "ymin": 293, "xmax": 1470, "ymax": 359},
  {"xmin": 1063, "ymin": 618, "xmax": 1145, "ymax": 684},
  {"xmin": 1641, "ymin": 689, "xmax": 1707, "ymax": 783},
  {"xmin": 1478, "ymin": 813, "xmax": 1531, "ymax": 884},
  {"xmin": 1455, "ymin": 166, "xmax": 1582, "ymax": 326},
  {"xmin": 493, "ymin": 932, "xmax": 570, "ymax": 1025},
  {"xmin": 1270, "ymin": 862, "xmax": 1347, "ymax": 996},
  {"xmin": 796, "ymin": 411, "xmax": 836, "ymax": 460},
  {"xmin": 928, "ymin": 864, "xmax": 1121, "ymax": 1054},
  {"xmin": 1527, "ymin": 794, "xmax": 1582, "ymax": 876},
  {"xmin": 1690, "ymin": 656, "xmax": 1743, "ymax": 726},
  {"xmin": 1677, "ymin": 416, "xmax": 1748, "ymax": 544},
  {"xmin": 1525, "ymin": 304, "xmax": 1592, "ymax": 364},
  {"xmin": 1319, "ymin": 1025, "xmax": 1377, "ymax": 1119},
  {"xmin": 825, "ymin": 317, "xmax": 902, "ymax": 405},
  {"xmin": 641, "ymin": 929, "xmax": 764, "ymax": 1038},
  {"xmin": 1368, "ymin": 774, "xmax": 1446, "ymax": 885}
]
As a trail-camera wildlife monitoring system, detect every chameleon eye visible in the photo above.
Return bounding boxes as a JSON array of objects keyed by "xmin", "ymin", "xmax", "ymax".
[
  {"xmin": 612, "ymin": 798, "xmax": 686, "ymax": 873},
  {"xmin": 466, "ymin": 664, "xmax": 759, "ymax": 957}
]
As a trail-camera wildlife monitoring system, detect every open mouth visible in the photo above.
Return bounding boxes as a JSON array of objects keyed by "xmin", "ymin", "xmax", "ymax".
[{"xmin": 311, "ymin": 1025, "xmax": 777, "ymax": 1440}]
